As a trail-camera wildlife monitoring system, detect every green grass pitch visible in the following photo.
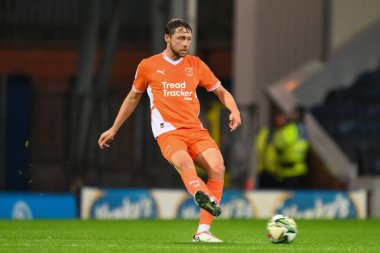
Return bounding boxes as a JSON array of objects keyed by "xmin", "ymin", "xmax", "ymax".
[{"xmin": 0, "ymin": 219, "xmax": 379, "ymax": 253}]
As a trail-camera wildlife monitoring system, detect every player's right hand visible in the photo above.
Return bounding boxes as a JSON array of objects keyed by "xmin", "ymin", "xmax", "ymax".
[{"xmin": 98, "ymin": 128, "xmax": 116, "ymax": 149}]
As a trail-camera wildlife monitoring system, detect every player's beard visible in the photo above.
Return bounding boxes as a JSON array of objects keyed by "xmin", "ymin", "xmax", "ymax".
[{"xmin": 170, "ymin": 43, "xmax": 188, "ymax": 58}]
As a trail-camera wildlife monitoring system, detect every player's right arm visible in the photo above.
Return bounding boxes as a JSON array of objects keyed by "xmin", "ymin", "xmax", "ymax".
[{"xmin": 98, "ymin": 89, "xmax": 143, "ymax": 149}]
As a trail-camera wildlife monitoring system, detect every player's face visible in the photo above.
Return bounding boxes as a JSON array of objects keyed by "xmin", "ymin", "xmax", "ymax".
[{"xmin": 166, "ymin": 27, "xmax": 192, "ymax": 58}]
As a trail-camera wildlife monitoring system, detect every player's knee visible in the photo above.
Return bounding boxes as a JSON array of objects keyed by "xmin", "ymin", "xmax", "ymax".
[
  {"xmin": 171, "ymin": 159, "xmax": 195, "ymax": 173},
  {"xmin": 211, "ymin": 163, "xmax": 225, "ymax": 176},
  {"xmin": 176, "ymin": 161, "xmax": 195, "ymax": 171},
  {"xmin": 170, "ymin": 150, "xmax": 195, "ymax": 172}
]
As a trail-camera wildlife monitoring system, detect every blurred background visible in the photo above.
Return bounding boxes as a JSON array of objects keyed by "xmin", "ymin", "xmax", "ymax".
[{"xmin": 0, "ymin": 0, "xmax": 380, "ymax": 199}]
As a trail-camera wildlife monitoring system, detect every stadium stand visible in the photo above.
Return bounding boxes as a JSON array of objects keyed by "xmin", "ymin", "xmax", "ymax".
[{"xmin": 311, "ymin": 64, "xmax": 380, "ymax": 175}]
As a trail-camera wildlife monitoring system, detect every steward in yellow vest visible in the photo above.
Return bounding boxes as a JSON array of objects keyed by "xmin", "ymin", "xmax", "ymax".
[
  {"xmin": 273, "ymin": 122, "xmax": 309, "ymax": 180},
  {"xmin": 256, "ymin": 108, "xmax": 309, "ymax": 189},
  {"xmin": 256, "ymin": 110, "xmax": 287, "ymax": 188}
]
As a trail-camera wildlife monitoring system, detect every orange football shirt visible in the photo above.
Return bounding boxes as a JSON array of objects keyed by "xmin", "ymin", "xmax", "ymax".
[{"xmin": 132, "ymin": 52, "xmax": 220, "ymax": 138}]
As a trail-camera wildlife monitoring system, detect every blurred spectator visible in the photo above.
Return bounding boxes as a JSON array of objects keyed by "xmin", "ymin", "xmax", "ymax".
[
  {"xmin": 276, "ymin": 106, "xmax": 310, "ymax": 189},
  {"xmin": 256, "ymin": 110, "xmax": 287, "ymax": 189},
  {"xmin": 256, "ymin": 106, "xmax": 310, "ymax": 189}
]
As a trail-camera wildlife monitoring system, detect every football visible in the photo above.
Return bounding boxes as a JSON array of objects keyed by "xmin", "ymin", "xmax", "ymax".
[{"xmin": 267, "ymin": 214, "xmax": 297, "ymax": 243}]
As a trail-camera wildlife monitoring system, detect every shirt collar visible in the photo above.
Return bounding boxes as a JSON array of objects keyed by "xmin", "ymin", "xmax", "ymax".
[{"xmin": 162, "ymin": 51, "xmax": 183, "ymax": 65}]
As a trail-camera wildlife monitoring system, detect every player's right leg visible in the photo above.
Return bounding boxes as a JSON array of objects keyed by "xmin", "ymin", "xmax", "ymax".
[
  {"xmin": 156, "ymin": 132, "xmax": 219, "ymax": 216},
  {"xmin": 193, "ymin": 190, "xmax": 221, "ymax": 217},
  {"xmin": 170, "ymin": 150, "xmax": 221, "ymax": 218}
]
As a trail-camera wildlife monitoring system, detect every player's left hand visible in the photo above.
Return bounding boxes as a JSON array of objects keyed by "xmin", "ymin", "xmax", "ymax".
[
  {"xmin": 98, "ymin": 128, "xmax": 116, "ymax": 149},
  {"xmin": 229, "ymin": 111, "xmax": 241, "ymax": 131}
]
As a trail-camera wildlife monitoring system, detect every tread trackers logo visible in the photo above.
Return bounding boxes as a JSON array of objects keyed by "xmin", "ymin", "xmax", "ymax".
[{"xmin": 162, "ymin": 81, "xmax": 193, "ymax": 100}]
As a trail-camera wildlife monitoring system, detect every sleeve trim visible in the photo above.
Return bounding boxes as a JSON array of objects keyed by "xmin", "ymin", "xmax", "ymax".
[
  {"xmin": 207, "ymin": 81, "xmax": 221, "ymax": 92},
  {"xmin": 132, "ymin": 85, "xmax": 144, "ymax": 93}
]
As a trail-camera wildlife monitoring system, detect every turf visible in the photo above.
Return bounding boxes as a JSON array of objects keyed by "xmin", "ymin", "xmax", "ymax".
[{"xmin": 0, "ymin": 219, "xmax": 379, "ymax": 253}]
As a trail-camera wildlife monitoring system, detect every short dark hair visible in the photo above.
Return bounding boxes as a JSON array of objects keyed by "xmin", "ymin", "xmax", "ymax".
[{"xmin": 165, "ymin": 19, "xmax": 192, "ymax": 37}]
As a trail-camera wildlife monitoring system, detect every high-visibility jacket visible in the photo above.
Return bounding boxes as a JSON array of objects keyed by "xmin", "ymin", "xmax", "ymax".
[
  {"xmin": 256, "ymin": 127, "xmax": 279, "ymax": 176},
  {"xmin": 256, "ymin": 122, "xmax": 309, "ymax": 180},
  {"xmin": 274, "ymin": 122, "xmax": 309, "ymax": 179}
]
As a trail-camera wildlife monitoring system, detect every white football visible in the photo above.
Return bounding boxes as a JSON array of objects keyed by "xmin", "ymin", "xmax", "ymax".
[{"xmin": 267, "ymin": 214, "xmax": 297, "ymax": 243}]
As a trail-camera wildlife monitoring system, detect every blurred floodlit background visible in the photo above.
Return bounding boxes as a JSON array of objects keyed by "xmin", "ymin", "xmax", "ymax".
[{"xmin": 0, "ymin": 0, "xmax": 380, "ymax": 198}]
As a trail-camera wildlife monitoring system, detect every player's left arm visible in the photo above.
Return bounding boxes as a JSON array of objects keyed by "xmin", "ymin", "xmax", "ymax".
[{"xmin": 212, "ymin": 85, "xmax": 241, "ymax": 131}]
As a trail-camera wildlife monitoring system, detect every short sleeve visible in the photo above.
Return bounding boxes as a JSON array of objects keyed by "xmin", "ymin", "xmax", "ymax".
[
  {"xmin": 198, "ymin": 59, "xmax": 220, "ymax": 92},
  {"xmin": 132, "ymin": 60, "xmax": 148, "ymax": 93}
]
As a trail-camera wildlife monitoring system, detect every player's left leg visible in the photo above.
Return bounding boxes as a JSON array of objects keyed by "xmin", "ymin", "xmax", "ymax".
[
  {"xmin": 185, "ymin": 129, "xmax": 224, "ymax": 242},
  {"xmin": 192, "ymin": 148, "xmax": 225, "ymax": 242},
  {"xmin": 195, "ymin": 148, "xmax": 225, "ymax": 223}
]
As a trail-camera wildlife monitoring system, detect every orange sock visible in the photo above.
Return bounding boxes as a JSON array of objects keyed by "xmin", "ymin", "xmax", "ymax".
[
  {"xmin": 199, "ymin": 179, "xmax": 224, "ymax": 227},
  {"xmin": 180, "ymin": 168, "xmax": 210, "ymax": 196}
]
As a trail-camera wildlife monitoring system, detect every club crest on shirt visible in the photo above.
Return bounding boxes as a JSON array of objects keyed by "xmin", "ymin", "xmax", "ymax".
[
  {"xmin": 185, "ymin": 67, "xmax": 193, "ymax": 76},
  {"xmin": 165, "ymin": 146, "xmax": 172, "ymax": 154}
]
